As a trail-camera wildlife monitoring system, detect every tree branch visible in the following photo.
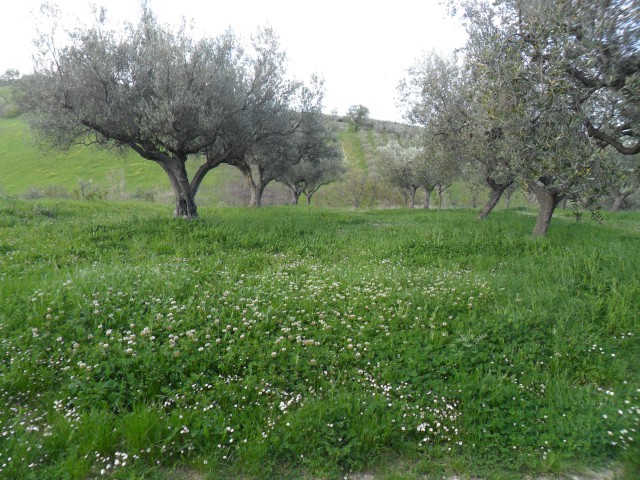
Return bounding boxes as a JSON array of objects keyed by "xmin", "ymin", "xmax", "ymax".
[{"xmin": 585, "ymin": 120, "xmax": 640, "ymax": 155}]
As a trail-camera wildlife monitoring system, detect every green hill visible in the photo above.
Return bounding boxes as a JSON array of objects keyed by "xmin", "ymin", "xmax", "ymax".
[
  {"xmin": 0, "ymin": 116, "xmax": 248, "ymax": 203},
  {"xmin": 0, "ymin": 114, "xmax": 411, "ymax": 202},
  {"xmin": 0, "ymin": 116, "xmax": 167, "ymax": 193},
  {"xmin": 0, "ymin": 113, "xmax": 505, "ymax": 209}
]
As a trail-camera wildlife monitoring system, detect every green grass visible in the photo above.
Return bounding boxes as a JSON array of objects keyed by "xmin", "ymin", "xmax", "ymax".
[
  {"xmin": 0, "ymin": 117, "xmax": 238, "ymax": 203},
  {"xmin": 0, "ymin": 117, "xmax": 167, "ymax": 193},
  {"xmin": 0, "ymin": 200, "xmax": 638, "ymax": 479},
  {"xmin": 339, "ymin": 129, "xmax": 367, "ymax": 169}
]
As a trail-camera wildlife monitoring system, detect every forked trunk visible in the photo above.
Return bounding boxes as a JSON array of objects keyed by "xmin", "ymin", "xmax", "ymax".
[
  {"xmin": 436, "ymin": 184, "xmax": 450, "ymax": 210},
  {"xmin": 530, "ymin": 184, "xmax": 564, "ymax": 237},
  {"xmin": 248, "ymin": 182, "xmax": 266, "ymax": 208},
  {"xmin": 159, "ymin": 160, "xmax": 197, "ymax": 219},
  {"xmin": 288, "ymin": 185, "xmax": 302, "ymax": 205},
  {"xmin": 504, "ymin": 189, "xmax": 514, "ymax": 210},
  {"xmin": 305, "ymin": 186, "xmax": 319, "ymax": 205}
]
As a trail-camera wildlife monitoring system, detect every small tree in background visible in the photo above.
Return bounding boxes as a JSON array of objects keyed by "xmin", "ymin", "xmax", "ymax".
[
  {"xmin": 278, "ymin": 154, "xmax": 345, "ymax": 205},
  {"xmin": 602, "ymin": 150, "xmax": 639, "ymax": 211},
  {"xmin": 0, "ymin": 69, "xmax": 22, "ymax": 118},
  {"xmin": 399, "ymin": 52, "xmax": 466, "ymax": 209},
  {"xmin": 235, "ymin": 75, "xmax": 331, "ymax": 207},
  {"xmin": 377, "ymin": 140, "xmax": 424, "ymax": 208},
  {"xmin": 0, "ymin": 69, "xmax": 20, "ymax": 85},
  {"xmin": 346, "ymin": 104, "xmax": 370, "ymax": 132},
  {"xmin": 274, "ymin": 113, "xmax": 344, "ymax": 205}
]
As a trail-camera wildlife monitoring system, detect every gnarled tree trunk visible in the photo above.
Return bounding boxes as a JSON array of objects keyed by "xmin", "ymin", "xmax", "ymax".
[
  {"xmin": 529, "ymin": 182, "xmax": 565, "ymax": 237},
  {"xmin": 159, "ymin": 159, "xmax": 198, "ymax": 219},
  {"xmin": 248, "ymin": 178, "xmax": 266, "ymax": 208},
  {"xmin": 287, "ymin": 184, "xmax": 303, "ymax": 205},
  {"xmin": 611, "ymin": 192, "xmax": 629, "ymax": 212},
  {"xmin": 235, "ymin": 162, "xmax": 265, "ymax": 208},
  {"xmin": 423, "ymin": 185, "xmax": 435, "ymax": 209},
  {"xmin": 478, "ymin": 179, "xmax": 513, "ymax": 220}
]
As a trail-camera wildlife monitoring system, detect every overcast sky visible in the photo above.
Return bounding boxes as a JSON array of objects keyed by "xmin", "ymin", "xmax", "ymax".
[{"xmin": 1, "ymin": 0, "xmax": 467, "ymax": 122}]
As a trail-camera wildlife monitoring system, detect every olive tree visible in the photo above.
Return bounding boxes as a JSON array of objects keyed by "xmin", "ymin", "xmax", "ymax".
[
  {"xmin": 602, "ymin": 150, "xmax": 639, "ymax": 211},
  {"xmin": 448, "ymin": 0, "xmax": 639, "ymax": 155},
  {"xmin": 398, "ymin": 52, "xmax": 467, "ymax": 209},
  {"xmin": 557, "ymin": 0, "xmax": 639, "ymax": 155},
  {"xmin": 276, "ymin": 116, "xmax": 344, "ymax": 205},
  {"xmin": 377, "ymin": 140, "xmax": 438, "ymax": 208},
  {"xmin": 278, "ymin": 154, "xmax": 345, "ymax": 205},
  {"xmin": 346, "ymin": 104, "xmax": 370, "ymax": 132},
  {"xmin": 20, "ymin": 6, "xmax": 244, "ymax": 218},
  {"xmin": 400, "ymin": 49, "xmax": 520, "ymax": 217},
  {"xmin": 473, "ymin": 0, "xmax": 604, "ymax": 235},
  {"xmin": 0, "ymin": 69, "xmax": 20, "ymax": 84},
  {"xmin": 20, "ymin": 7, "xmax": 319, "ymax": 216},
  {"xmin": 233, "ymin": 79, "xmax": 330, "ymax": 207},
  {"xmin": 459, "ymin": 38, "xmax": 520, "ymax": 219},
  {"xmin": 191, "ymin": 29, "xmax": 330, "ymax": 208},
  {"xmin": 441, "ymin": 0, "xmax": 625, "ymax": 235}
]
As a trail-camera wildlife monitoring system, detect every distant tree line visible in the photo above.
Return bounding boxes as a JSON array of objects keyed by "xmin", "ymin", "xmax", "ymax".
[
  {"xmin": 0, "ymin": 69, "xmax": 22, "ymax": 118},
  {"xmin": 18, "ymin": 5, "xmax": 344, "ymax": 217}
]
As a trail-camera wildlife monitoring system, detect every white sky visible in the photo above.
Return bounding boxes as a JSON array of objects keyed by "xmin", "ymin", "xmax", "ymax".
[{"xmin": 0, "ymin": 0, "xmax": 467, "ymax": 122}]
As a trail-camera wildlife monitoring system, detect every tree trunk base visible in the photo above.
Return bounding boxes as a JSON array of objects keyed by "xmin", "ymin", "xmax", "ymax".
[
  {"xmin": 478, "ymin": 184, "xmax": 510, "ymax": 220},
  {"xmin": 531, "ymin": 185, "xmax": 564, "ymax": 236}
]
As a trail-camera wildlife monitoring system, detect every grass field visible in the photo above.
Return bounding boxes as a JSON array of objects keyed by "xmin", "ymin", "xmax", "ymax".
[
  {"xmin": 0, "ymin": 199, "xmax": 638, "ymax": 479},
  {"xmin": 0, "ymin": 117, "xmax": 241, "ymax": 205},
  {"xmin": 0, "ymin": 117, "xmax": 167, "ymax": 193}
]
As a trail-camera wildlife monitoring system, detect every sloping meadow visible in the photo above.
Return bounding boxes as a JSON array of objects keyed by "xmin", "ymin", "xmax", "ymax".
[{"xmin": 0, "ymin": 200, "xmax": 638, "ymax": 478}]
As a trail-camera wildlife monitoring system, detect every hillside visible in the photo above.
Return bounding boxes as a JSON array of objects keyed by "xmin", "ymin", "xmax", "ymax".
[
  {"xmin": 1, "ymin": 110, "xmax": 518, "ymax": 210},
  {"xmin": 0, "ymin": 114, "xmax": 420, "ymax": 208},
  {"xmin": 0, "ymin": 117, "xmax": 165, "ymax": 193}
]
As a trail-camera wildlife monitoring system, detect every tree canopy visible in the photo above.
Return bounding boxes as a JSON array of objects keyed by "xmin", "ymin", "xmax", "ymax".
[
  {"xmin": 19, "ymin": 5, "xmax": 335, "ymax": 216},
  {"xmin": 346, "ymin": 104, "xmax": 370, "ymax": 131},
  {"xmin": 401, "ymin": 0, "xmax": 639, "ymax": 234}
]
